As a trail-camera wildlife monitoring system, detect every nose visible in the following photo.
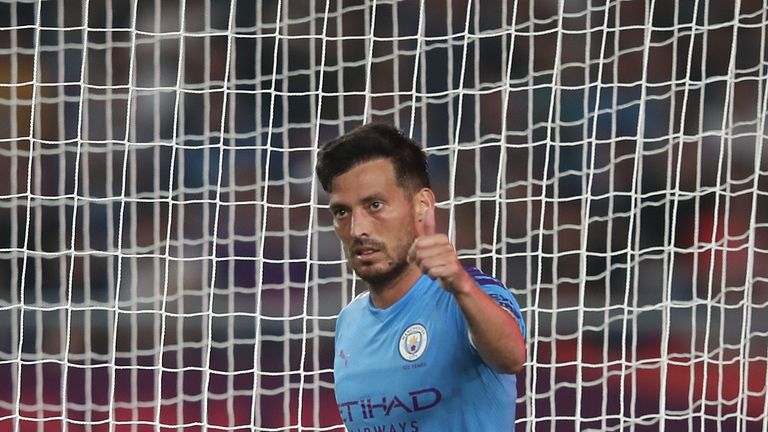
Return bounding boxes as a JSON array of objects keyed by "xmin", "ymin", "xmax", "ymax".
[{"xmin": 350, "ymin": 210, "xmax": 373, "ymax": 238}]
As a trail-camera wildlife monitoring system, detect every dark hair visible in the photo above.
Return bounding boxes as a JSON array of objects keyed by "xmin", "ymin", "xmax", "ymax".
[{"xmin": 315, "ymin": 123, "xmax": 430, "ymax": 193}]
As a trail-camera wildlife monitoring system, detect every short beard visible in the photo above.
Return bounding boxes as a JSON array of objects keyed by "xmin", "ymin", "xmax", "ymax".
[{"xmin": 358, "ymin": 257, "xmax": 411, "ymax": 291}]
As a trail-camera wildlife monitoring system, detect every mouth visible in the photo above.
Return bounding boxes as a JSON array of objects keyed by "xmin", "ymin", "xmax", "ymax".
[
  {"xmin": 354, "ymin": 248, "xmax": 380, "ymax": 259},
  {"xmin": 352, "ymin": 245, "xmax": 382, "ymax": 262}
]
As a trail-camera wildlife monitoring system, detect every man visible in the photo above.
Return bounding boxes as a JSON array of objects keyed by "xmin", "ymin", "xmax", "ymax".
[{"xmin": 315, "ymin": 123, "xmax": 526, "ymax": 431}]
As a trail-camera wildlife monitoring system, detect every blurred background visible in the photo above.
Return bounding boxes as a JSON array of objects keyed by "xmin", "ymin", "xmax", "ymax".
[{"xmin": 1, "ymin": 0, "xmax": 767, "ymax": 430}]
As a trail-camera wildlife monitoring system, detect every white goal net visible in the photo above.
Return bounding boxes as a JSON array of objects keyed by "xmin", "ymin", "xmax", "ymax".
[{"xmin": 1, "ymin": 0, "xmax": 767, "ymax": 431}]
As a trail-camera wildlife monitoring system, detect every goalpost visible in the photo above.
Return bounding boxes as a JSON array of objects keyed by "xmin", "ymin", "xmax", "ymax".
[{"xmin": 1, "ymin": 0, "xmax": 767, "ymax": 431}]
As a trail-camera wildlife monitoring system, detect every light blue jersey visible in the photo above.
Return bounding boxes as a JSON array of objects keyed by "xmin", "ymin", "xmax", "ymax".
[{"xmin": 333, "ymin": 267, "xmax": 526, "ymax": 432}]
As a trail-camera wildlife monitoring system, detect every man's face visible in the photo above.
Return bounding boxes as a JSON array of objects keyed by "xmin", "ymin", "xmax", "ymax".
[{"xmin": 327, "ymin": 158, "xmax": 418, "ymax": 285}]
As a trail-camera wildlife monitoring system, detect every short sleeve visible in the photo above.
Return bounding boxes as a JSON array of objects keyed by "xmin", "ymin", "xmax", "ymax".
[{"xmin": 464, "ymin": 266, "xmax": 526, "ymax": 340}]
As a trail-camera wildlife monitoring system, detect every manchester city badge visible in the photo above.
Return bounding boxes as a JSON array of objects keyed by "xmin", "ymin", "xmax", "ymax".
[{"xmin": 399, "ymin": 323, "xmax": 428, "ymax": 361}]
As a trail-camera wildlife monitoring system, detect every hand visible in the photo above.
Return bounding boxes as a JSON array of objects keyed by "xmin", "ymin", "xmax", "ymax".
[{"xmin": 408, "ymin": 206, "xmax": 469, "ymax": 294}]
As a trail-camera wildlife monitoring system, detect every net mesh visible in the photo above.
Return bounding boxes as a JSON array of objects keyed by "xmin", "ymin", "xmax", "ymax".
[{"xmin": 1, "ymin": 0, "xmax": 767, "ymax": 431}]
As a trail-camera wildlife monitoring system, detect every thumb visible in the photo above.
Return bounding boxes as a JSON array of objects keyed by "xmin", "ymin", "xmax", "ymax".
[
  {"xmin": 420, "ymin": 205, "xmax": 436, "ymax": 237},
  {"xmin": 410, "ymin": 204, "xmax": 435, "ymax": 264}
]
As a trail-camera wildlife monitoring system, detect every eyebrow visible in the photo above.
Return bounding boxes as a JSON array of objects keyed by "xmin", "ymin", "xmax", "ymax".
[
  {"xmin": 360, "ymin": 193, "xmax": 385, "ymax": 203},
  {"xmin": 328, "ymin": 192, "xmax": 386, "ymax": 210},
  {"xmin": 328, "ymin": 202, "xmax": 347, "ymax": 212}
]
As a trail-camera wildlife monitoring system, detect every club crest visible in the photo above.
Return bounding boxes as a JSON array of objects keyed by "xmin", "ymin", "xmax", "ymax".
[{"xmin": 399, "ymin": 323, "xmax": 428, "ymax": 361}]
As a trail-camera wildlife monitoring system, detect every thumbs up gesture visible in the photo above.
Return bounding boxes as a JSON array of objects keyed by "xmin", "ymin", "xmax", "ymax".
[{"xmin": 408, "ymin": 205, "xmax": 470, "ymax": 295}]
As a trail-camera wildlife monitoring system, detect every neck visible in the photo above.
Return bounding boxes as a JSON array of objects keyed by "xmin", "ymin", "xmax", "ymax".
[{"xmin": 367, "ymin": 264, "xmax": 423, "ymax": 309}]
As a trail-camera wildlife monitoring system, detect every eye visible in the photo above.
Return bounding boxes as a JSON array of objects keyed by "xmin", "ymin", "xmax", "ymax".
[
  {"xmin": 370, "ymin": 201, "xmax": 383, "ymax": 211},
  {"xmin": 331, "ymin": 207, "xmax": 348, "ymax": 218}
]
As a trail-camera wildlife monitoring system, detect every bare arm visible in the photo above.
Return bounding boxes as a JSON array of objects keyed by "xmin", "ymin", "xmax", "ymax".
[{"xmin": 447, "ymin": 270, "xmax": 526, "ymax": 373}]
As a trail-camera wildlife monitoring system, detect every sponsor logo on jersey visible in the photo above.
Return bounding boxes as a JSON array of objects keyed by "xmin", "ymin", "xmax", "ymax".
[
  {"xmin": 346, "ymin": 421, "xmax": 419, "ymax": 432},
  {"xmin": 338, "ymin": 387, "xmax": 442, "ymax": 423},
  {"xmin": 399, "ymin": 323, "xmax": 428, "ymax": 361}
]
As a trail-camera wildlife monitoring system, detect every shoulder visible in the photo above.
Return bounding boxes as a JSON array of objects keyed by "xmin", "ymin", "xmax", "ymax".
[
  {"xmin": 463, "ymin": 266, "xmax": 518, "ymax": 308},
  {"xmin": 337, "ymin": 292, "xmax": 369, "ymax": 323},
  {"xmin": 464, "ymin": 266, "xmax": 507, "ymax": 290},
  {"xmin": 463, "ymin": 266, "xmax": 526, "ymax": 338}
]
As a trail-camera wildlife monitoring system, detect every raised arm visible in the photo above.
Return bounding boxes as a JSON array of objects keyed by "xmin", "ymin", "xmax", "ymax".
[{"xmin": 408, "ymin": 204, "xmax": 526, "ymax": 374}]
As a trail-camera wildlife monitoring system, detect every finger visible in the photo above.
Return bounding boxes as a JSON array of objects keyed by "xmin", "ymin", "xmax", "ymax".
[
  {"xmin": 421, "ymin": 205, "xmax": 436, "ymax": 237},
  {"xmin": 412, "ymin": 238, "xmax": 452, "ymax": 259},
  {"xmin": 407, "ymin": 238, "xmax": 418, "ymax": 264}
]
